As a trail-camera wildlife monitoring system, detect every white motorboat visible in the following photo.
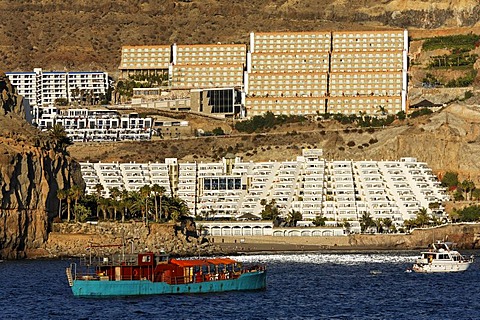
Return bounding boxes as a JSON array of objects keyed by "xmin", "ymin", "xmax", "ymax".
[{"xmin": 412, "ymin": 241, "xmax": 474, "ymax": 273}]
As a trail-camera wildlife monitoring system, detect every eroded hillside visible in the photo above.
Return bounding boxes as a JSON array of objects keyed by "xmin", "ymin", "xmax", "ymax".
[{"xmin": 1, "ymin": 0, "xmax": 480, "ymax": 75}]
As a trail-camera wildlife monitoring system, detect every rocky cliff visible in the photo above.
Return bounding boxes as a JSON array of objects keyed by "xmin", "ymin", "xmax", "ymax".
[
  {"xmin": 0, "ymin": 73, "xmax": 84, "ymax": 259},
  {"xmin": 44, "ymin": 222, "xmax": 217, "ymax": 258}
]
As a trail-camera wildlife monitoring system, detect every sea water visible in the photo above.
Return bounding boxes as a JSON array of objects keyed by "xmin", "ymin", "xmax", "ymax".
[{"xmin": 0, "ymin": 251, "xmax": 479, "ymax": 320}]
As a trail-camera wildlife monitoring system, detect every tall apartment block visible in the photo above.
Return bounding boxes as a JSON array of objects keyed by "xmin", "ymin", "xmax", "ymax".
[
  {"xmin": 246, "ymin": 29, "xmax": 408, "ymax": 116},
  {"xmin": 7, "ymin": 68, "xmax": 109, "ymax": 123},
  {"xmin": 327, "ymin": 30, "xmax": 408, "ymax": 115},
  {"xmin": 245, "ymin": 31, "xmax": 331, "ymax": 116},
  {"xmin": 118, "ymin": 29, "xmax": 408, "ymax": 117}
]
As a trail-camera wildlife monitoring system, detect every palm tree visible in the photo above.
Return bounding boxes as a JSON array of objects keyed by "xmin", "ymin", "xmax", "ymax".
[
  {"xmin": 359, "ymin": 212, "xmax": 375, "ymax": 233},
  {"xmin": 70, "ymin": 185, "xmax": 84, "ymax": 222},
  {"xmin": 109, "ymin": 187, "xmax": 121, "ymax": 221},
  {"xmin": 47, "ymin": 124, "xmax": 72, "ymax": 152},
  {"xmin": 56, "ymin": 189, "xmax": 68, "ymax": 219},
  {"xmin": 139, "ymin": 185, "xmax": 152, "ymax": 225},
  {"xmin": 163, "ymin": 196, "xmax": 190, "ymax": 222},
  {"xmin": 119, "ymin": 189, "xmax": 130, "ymax": 223},
  {"xmin": 415, "ymin": 207, "xmax": 430, "ymax": 227},
  {"xmin": 151, "ymin": 184, "xmax": 166, "ymax": 222},
  {"xmin": 377, "ymin": 105, "xmax": 387, "ymax": 116},
  {"xmin": 98, "ymin": 196, "xmax": 110, "ymax": 220},
  {"xmin": 286, "ymin": 210, "xmax": 302, "ymax": 227},
  {"xmin": 461, "ymin": 179, "xmax": 475, "ymax": 201},
  {"xmin": 94, "ymin": 183, "xmax": 104, "ymax": 218},
  {"xmin": 66, "ymin": 189, "xmax": 73, "ymax": 222}
]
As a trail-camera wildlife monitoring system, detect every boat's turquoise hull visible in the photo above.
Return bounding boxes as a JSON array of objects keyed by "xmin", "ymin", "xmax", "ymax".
[{"xmin": 72, "ymin": 271, "xmax": 266, "ymax": 297}]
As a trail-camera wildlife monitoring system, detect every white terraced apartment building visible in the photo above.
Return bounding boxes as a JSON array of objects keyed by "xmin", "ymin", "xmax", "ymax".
[
  {"xmin": 80, "ymin": 149, "xmax": 448, "ymax": 232},
  {"xmin": 119, "ymin": 29, "xmax": 408, "ymax": 118},
  {"xmin": 36, "ymin": 106, "xmax": 152, "ymax": 142}
]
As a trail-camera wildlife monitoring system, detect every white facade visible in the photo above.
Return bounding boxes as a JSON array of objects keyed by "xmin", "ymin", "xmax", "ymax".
[
  {"xmin": 36, "ymin": 107, "xmax": 152, "ymax": 142},
  {"xmin": 6, "ymin": 68, "xmax": 109, "ymax": 121},
  {"xmin": 80, "ymin": 149, "xmax": 448, "ymax": 230}
]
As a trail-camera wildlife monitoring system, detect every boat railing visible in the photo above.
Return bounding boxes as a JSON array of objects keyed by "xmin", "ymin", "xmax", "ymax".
[{"xmin": 79, "ymin": 254, "xmax": 139, "ymax": 267}]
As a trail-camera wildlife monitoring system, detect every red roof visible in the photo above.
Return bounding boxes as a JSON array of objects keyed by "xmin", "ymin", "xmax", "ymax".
[
  {"xmin": 169, "ymin": 259, "xmax": 209, "ymax": 267},
  {"xmin": 206, "ymin": 258, "xmax": 237, "ymax": 265},
  {"xmin": 169, "ymin": 258, "xmax": 237, "ymax": 267}
]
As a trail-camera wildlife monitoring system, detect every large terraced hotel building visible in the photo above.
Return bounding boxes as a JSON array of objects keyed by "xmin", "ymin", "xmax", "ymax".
[
  {"xmin": 119, "ymin": 29, "xmax": 408, "ymax": 117},
  {"xmin": 81, "ymin": 149, "xmax": 448, "ymax": 231}
]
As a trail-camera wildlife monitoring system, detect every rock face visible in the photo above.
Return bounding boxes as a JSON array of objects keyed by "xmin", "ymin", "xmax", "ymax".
[
  {"xmin": 45, "ymin": 222, "xmax": 217, "ymax": 258},
  {"xmin": 0, "ymin": 73, "xmax": 84, "ymax": 259}
]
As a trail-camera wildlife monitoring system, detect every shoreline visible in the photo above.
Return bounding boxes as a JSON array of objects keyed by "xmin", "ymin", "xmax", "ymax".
[{"xmin": 215, "ymin": 242, "xmax": 421, "ymax": 256}]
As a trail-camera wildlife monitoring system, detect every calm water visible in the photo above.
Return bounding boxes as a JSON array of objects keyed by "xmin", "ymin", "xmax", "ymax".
[{"xmin": 1, "ymin": 251, "xmax": 479, "ymax": 320}]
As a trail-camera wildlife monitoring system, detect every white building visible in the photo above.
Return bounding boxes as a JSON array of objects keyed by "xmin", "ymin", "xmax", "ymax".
[
  {"xmin": 80, "ymin": 149, "xmax": 448, "ymax": 232},
  {"xmin": 6, "ymin": 68, "xmax": 109, "ymax": 123},
  {"xmin": 36, "ymin": 107, "xmax": 152, "ymax": 142}
]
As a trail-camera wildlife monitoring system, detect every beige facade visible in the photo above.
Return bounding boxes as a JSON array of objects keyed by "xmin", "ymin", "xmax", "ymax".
[
  {"xmin": 119, "ymin": 45, "xmax": 171, "ymax": 78},
  {"xmin": 246, "ymin": 31, "xmax": 332, "ymax": 116},
  {"xmin": 247, "ymin": 97, "xmax": 327, "ymax": 116},
  {"xmin": 171, "ymin": 64, "xmax": 244, "ymax": 89},
  {"xmin": 246, "ymin": 29, "xmax": 408, "ymax": 117},
  {"xmin": 171, "ymin": 44, "xmax": 246, "ymax": 89},
  {"xmin": 118, "ymin": 29, "xmax": 408, "ymax": 117},
  {"xmin": 248, "ymin": 72, "xmax": 328, "ymax": 98},
  {"xmin": 327, "ymin": 95, "xmax": 403, "ymax": 115},
  {"xmin": 175, "ymin": 44, "xmax": 246, "ymax": 65}
]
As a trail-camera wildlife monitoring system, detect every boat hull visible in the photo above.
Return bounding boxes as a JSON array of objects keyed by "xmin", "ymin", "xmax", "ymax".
[
  {"xmin": 412, "ymin": 262, "xmax": 471, "ymax": 273},
  {"xmin": 71, "ymin": 270, "xmax": 266, "ymax": 297}
]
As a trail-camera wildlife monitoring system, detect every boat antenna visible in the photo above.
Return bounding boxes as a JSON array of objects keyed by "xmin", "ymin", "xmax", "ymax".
[
  {"xmin": 121, "ymin": 229, "xmax": 125, "ymax": 261},
  {"xmin": 89, "ymin": 241, "xmax": 92, "ymax": 266}
]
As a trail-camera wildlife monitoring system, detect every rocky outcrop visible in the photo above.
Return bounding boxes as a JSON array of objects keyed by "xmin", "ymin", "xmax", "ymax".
[
  {"xmin": 43, "ymin": 222, "xmax": 218, "ymax": 258},
  {"xmin": 0, "ymin": 73, "xmax": 84, "ymax": 259}
]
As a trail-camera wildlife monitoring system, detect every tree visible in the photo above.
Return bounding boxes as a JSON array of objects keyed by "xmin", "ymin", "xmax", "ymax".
[
  {"xmin": 73, "ymin": 203, "xmax": 91, "ymax": 222},
  {"xmin": 56, "ymin": 189, "xmax": 68, "ymax": 219},
  {"xmin": 260, "ymin": 199, "xmax": 280, "ymax": 220},
  {"xmin": 109, "ymin": 187, "xmax": 121, "ymax": 221},
  {"xmin": 377, "ymin": 105, "xmax": 387, "ymax": 116},
  {"xmin": 286, "ymin": 210, "xmax": 302, "ymax": 227},
  {"xmin": 313, "ymin": 216, "xmax": 327, "ymax": 227},
  {"xmin": 139, "ymin": 185, "xmax": 152, "ymax": 224},
  {"xmin": 415, "ymin": 207, "xmax": 430, "ymax": 227},
  {"xmin": 441, "ymin": 171, "xmax": 458, "ymax": 189},
  {"xmin": 119, "ymin": 189, "xmax": 131, "ymax": 222},
  {"xmin": 472, "ymin": 189, "xmax": 480, "ymax": 202},
  {"xmin": 66, "ymin": 189, "xmax": 73, "ymax": 222},
  {"xmin": 457, "ymin": 205, "xmax": 480, "ymax": 222},
  {"xmin": 162, "ymin": 196, "xmax": 190, "ymax": 222},
  {"xmin": 93, "ymin": 183, "xmax": 104, "ymax": 218},
  {"xmin": 151, "ymin": 184, "xmax": 166, "ymax": 222},
  {"xmin": 460, "ymin": 179, "xmax": 475, "ymax": 201},
  {"xmin": 98, "ymin": 196, "xmax": 110, "ymax": 220},
  {"xmin": 47, "ymin": 124, "xmax": 72, "ymax": 152},
  {"xmin": 359, "ymin": 213, "xmax": 375, "ymax": 233},
  {"xmin": 70, "ymin": 185, "xmax": 84, "ymax": 222},
  {"xmin": 212, "ymin": 127, "xmax": 225, "ymax": 136},
  {"xmin": 448, "ymin": 209, "xmax": 460, "ymax": 223}
]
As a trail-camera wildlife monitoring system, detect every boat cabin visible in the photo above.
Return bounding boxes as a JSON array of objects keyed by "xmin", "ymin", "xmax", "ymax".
[{"xmin": 85, "ymin": 252, "xmax": 253, "ymax": 285}]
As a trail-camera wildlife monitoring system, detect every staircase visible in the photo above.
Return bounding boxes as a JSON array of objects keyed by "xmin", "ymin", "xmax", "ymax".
[{"xmin": 65, "ymin": 265, "xmax": 74, "ymax": 287}]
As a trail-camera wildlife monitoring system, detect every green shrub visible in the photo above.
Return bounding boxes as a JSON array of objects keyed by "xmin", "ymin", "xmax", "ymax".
[{"xmin": 422, "ymin": 34, "xmax": 480, "ymax": 51}]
